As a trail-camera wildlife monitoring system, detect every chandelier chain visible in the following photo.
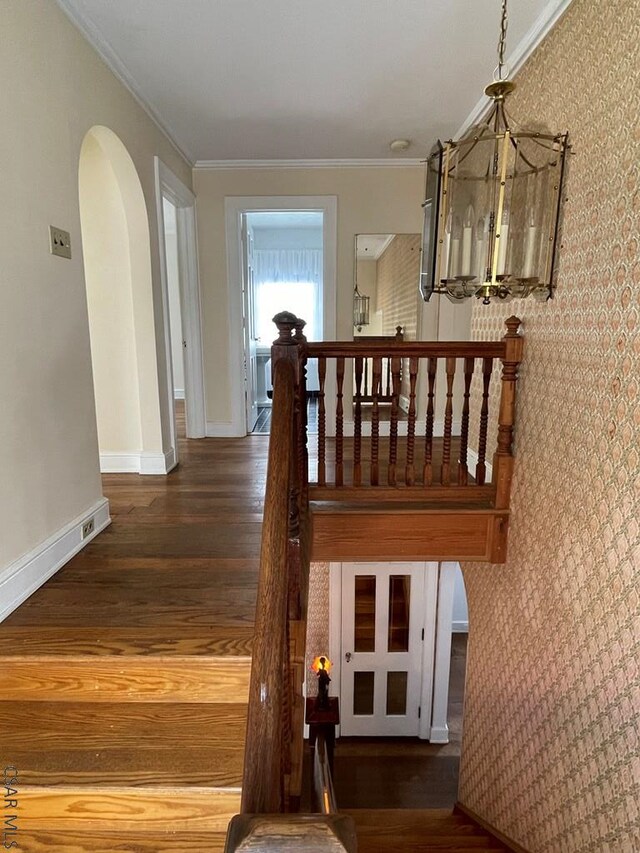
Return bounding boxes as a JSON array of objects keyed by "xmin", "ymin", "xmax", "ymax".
[{"xmin": 497, "ymin": 0, "xmax": 508, "ymax": 79}]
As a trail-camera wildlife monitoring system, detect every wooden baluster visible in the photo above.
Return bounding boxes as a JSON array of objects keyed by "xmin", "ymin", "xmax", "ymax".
[
  {"xmin": 476, "ymin": 357, "xmax": 493, "ymax": 486},
  {"xmin": 422, "ymin": 357, "xmax": 437, "ymax": 486},
  {"xmin": 318, "ymin": 357, "xmax": 327, "ymax": 486},
  {"xmin": 458, "ymin": 357, "xmax": 474, "ymax": 485},
  {"xmin": 364, "ymin": 357, "xmax": 369, "ymax": 398},
  {"xmin": 335, "ymin": 357, "xmax": 345, "ymax": 487},
  {"xmin": 440, "ymin": 357, "xmax": 456, "ymax": 485},
  {"xmin": 494, "ymin": 316, "xmax": 524, "ymax": 508},
  {"xmin": 388, "ymin": 356, "xmax": 402, "ymax": 486},
  {"xmin": 371, "ymin": 356, "xmax": 382, "ymax": 486},
  {"xmin": 405, "ymin": 357, "xmax": 419, "ymax": 486},
  {"xmin": 354, "ymin": 356, "xmax": 363, "ymax": 486},
  {"xmin": 385, "ymin": 358, "xmax": 392, "ymax": 398}
]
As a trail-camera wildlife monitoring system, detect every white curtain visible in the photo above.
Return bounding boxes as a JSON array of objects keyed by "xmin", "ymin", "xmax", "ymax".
[{"xmin": 253, "ymin": 249, "xmax": 323, "ymax": 343}]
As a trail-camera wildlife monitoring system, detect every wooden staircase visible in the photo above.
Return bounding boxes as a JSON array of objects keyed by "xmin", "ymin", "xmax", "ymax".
[
  {"xmin": 346, "ymin": 809, "xmax": 509, "ymax": 852},
  {"xmin": 0, "ymin": 433, "xmax": 260, "ymax": 852}
]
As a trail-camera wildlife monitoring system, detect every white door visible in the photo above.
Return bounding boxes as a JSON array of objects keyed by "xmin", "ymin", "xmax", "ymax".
[
  {"xmin": 340, "ymin": 563, "xmax": 428, "ymax": 736},
  {"xmin": 241, "ymin": 217, "xmax": 258, "ymax": 432}
]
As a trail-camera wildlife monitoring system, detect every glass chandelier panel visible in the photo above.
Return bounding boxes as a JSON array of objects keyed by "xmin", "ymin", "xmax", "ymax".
[{"xmin": 419, "ymin": 2, "xmax": 569, "ymax": 304}]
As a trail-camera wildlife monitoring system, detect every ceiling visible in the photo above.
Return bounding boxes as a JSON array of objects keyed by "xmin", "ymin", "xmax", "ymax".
[
  {"xmin": 57, "ymin": 0, "xmax": 570, "ymax": 164},
  {"xmin": 356, "ymin": 235, "xmax": 394, "ymax": 260}
]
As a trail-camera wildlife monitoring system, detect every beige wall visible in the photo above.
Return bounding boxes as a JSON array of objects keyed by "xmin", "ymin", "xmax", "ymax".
[
  {"xmin": 193, "ymin": 166, "xmax": 424, "ymax": 424},
  {"xmin": 80, "ymin": 133, "xmax": 143, "ymax": 454},
  {"xmin": 1, "ymin": 0, "xmax": 191, "ymax": 569},
  {"xmin": 460, "ymin": 0, "xmax": 640, "ymax": 850}
]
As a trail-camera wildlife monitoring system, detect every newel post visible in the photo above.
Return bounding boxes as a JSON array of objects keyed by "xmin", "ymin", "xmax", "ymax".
[{"xmin": 493, "ymin": 315, "xmax": 524, "ymax": 510}]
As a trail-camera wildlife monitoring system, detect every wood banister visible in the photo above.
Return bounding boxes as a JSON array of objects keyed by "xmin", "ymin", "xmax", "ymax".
[
  {"xmin": 241, "ymin": 357, "xmax": 296, "ymax": 814},
  {"xmin": 493, "ymin": 315, "xmax": 524, "ymax": 510}
]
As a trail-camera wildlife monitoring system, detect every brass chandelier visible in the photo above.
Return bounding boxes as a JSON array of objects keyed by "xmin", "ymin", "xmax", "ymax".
[{"xmin": 419, "ymin": 0, "xmax": 569, "ymax": 304}]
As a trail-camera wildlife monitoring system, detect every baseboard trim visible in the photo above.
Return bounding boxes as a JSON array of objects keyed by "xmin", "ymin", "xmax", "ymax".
[
  {"xmin": 454, "ymin": 802, "xmax": 531, "ymax": 853},
  {"xmin": 429, "ymin": 724, "xmax": 449, "ymax": 744},
  {"xmin": 174, "ymin": 389, "xmax": 185, "ymax": 400},
  {"xmin": 206, "ymin": 422, "xmax": 244, "ymax": 438},
  {"xmin": 100, "ymin": 450, "xmax": 176, "ymax": 475},
  {"xmin": 0, "ymin": 498, "xmax": 111, "ymax": 623},
  {"xmin": 452, "ymin": 620, "xmax": 469, "ymax": 632},
  {"xmin": 343, "ymin": 418, "xmax": 461, "ymax": 438}
]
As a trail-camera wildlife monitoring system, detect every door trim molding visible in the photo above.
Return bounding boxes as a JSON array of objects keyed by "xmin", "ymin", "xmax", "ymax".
[
  {"xmin": 224, "ymin": 195, "xmax": 338, "ymax": 437},
  {"xmin": 154, "ymin": 157, "xmax": 207, "ymax": 447}
]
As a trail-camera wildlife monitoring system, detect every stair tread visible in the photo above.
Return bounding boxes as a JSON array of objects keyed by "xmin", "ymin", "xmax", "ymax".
[
  {"xmin": 0, "ymin": 626, "xmax": 253, "ymax": 657},
  {"xmin": 344, "ymin": 810, "xmax": 509, "ymax": 851},
  {"xmin": 0, "ymin": 701, "xmax": 246, "ymax": 788},
  {"xmin": 10, "ymin": 831, "xmax": 228, "ymax": 853}
]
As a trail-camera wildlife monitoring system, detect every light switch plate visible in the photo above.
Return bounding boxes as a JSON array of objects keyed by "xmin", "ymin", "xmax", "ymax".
[{"xmin": 49, "ymin": 226, "xmax": 72, "ymax": 259}]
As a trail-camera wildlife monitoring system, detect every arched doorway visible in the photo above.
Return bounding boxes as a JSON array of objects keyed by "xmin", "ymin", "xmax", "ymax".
[{"xmin": 78, "ymin": 126, "xmax": 165, "ymax": 473}]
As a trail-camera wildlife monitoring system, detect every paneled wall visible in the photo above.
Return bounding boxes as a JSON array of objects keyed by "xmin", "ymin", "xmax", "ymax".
[{"xmin": 459, "ymin": 1, "xmax": 640, "ymax": 850}]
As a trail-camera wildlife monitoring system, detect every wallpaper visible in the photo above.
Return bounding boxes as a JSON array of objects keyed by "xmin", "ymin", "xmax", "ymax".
[{"xmin": 458, "ymin": 1, "xmax": 640, "ymax": 851}]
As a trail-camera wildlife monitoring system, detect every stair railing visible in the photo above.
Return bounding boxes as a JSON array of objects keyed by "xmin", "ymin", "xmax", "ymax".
[{"xmin": 227, "ymin": 312, "xmax": 523, "ymax": 852}]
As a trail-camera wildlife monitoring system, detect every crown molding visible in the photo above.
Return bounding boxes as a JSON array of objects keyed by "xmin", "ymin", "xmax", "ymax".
[
  {"xmin": 194, "ymin": 158, "xmax": 424, "ymax": 171},
  {"xmin": 55, "ymin": 0, "xmax": 195, "ymax": 166},
  {"xmin": 454, "ymin": 0, "xmax": 575, "ymax": 138}
]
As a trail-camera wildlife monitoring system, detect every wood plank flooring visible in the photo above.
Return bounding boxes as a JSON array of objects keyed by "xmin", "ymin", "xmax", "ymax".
[{"xmin": 0, "ymin": 403, "xmax": 267, "ymax": 850}]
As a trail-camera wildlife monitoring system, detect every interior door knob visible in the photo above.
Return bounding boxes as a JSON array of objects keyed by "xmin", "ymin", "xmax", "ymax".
[{"xmin": 345, "ymin": 652, "xmax": 352, "ymax": 662}]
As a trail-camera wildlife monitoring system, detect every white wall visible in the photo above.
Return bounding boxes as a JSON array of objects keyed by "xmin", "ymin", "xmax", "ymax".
[
  {"xmin": 451, "ymin": 563, "xmax": 469, "ymax": 632},
  {"xmin": 1, "ymin": 0, "xmax": 191, "ymax": 572}
]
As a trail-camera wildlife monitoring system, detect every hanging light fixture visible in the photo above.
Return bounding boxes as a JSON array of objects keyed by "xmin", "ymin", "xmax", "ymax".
[
  {"xmin": 353, "ymin": 281, "xmax": 370, "ymax": 331},
  {"xmin": 419, "ymin": 0, "xmax": 569, "ymax": 304}
]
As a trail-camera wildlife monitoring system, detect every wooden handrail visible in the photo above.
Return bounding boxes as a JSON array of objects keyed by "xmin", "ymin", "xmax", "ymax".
[
  {"xmin": 313, "ymin": 733, "xmax": 338, "ymax": 815},
  {"xmin": 241, "ymin": 358, "xmax": 296, "ymax": 814},
  {"xmin": 305, "ymin": 340, "xmax": 505, "ymax": 358}
]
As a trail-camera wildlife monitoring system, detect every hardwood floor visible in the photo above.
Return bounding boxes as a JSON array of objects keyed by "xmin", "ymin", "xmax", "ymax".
[
  {"xmin": 0, "ymin": 402, "xmax": 490, "ymax": 851},
  {"xmin": 0, "ymin": 402, "xmax": 268, "ymax": 851}
]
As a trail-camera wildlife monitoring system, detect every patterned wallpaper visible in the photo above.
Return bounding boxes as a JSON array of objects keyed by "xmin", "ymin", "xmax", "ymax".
[
  {"xmin": 376, "ymin": 234, "xmax": 421, "ymax": 341},
  {"xmin": 459, "ymin": 1, "xmax": 640, "ymax": 851}
]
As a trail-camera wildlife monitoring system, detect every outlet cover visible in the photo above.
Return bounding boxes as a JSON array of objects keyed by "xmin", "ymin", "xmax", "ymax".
[
  {"xmin": 82, "ymin": 518, "xmax": 95, "ymax": 539},
  {"xmin": 49, "ymin": 226, "xmax": 72, "ymax": 259}
]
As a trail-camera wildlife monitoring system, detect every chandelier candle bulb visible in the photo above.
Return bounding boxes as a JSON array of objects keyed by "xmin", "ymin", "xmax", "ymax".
[
  {"xmin": 450, "ymin": 215, "xmax": 461, "ymax": 278},
  {"xmin": 461, "ymin": 205, "xmax": 474, "ymax": 276},
  {"xmin": 523, "ymin": 221, "xmax": 538, "ymax": 279},
  {"xmin": 496, "ymin": 210, "xmax": 510, "ymax": 276}
]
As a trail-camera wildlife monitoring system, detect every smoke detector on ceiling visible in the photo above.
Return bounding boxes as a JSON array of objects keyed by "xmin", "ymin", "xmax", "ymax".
[{"xmin": 389, "ymin": 139, "xmax": 411, "ymax": 152}]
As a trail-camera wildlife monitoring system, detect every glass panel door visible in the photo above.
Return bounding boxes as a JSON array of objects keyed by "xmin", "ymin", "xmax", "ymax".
[{"xmin": 340, "ymin": 563, "xmax": 428, "ymax": 736}]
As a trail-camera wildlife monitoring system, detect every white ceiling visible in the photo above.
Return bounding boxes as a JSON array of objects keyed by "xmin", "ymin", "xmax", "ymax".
[
  {"xmin": 356, "ymin": 234, "xmax": 394, "ymax": 260},
  {"xmin": 57, "ymin": 0, "xmax": 570, "ymax": 164}
]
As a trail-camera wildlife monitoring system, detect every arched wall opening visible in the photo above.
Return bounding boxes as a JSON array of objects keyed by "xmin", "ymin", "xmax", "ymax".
[{"xmin": 79, "ymin": 125, "xmax": 165, "ymax": 473}]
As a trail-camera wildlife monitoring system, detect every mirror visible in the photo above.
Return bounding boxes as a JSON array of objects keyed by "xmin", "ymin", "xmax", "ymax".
[{"xmin": 354, "ymin": 234, "xmax": 421, "ymax": 340}]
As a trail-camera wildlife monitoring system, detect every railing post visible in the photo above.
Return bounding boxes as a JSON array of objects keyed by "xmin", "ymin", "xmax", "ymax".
[{"xmin": 493, "ymin": 316, "xmax": 523, "ymax": 509}]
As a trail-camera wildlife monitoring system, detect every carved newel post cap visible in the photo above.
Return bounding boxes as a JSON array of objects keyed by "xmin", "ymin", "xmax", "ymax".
[
  {"xmin": 272, "ymin": 311, "xmax": 299, "ymax": 345},
  {"xmin": 294, "ymin": 317, "xmax": 307, "ymax": 342},
  {"xmin": 504, "ymin": 315, "xmax": 522, "ymax": 336}
]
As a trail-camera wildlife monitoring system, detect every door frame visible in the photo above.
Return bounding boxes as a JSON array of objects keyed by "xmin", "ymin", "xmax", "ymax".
[
  {"xmin": 225, "ymin": 195, "xmax": 338, "ymax": 437},
  {"xmin": 329, "ymin": 560, "xmax": 454, "ymax": 740},
  {"xmin": 154, "ymin": 157, "xmax": 207, "ymax": 449}
]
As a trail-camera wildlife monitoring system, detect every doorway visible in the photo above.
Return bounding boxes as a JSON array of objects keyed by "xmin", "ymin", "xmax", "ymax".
[
  {"xmin": 329, "ymin": 561, "xmax": 462, "ymax": 740},
  {"xmin": 225, "ymin": 196, "xmax": 337, "ymax": 437},
  {"xmin": 243, "ymin": 210, "xmax": 324, "ymax": 434},
  {"xmin": 155, "ymin": 158, "xmax": 206, "ymax": 445}
]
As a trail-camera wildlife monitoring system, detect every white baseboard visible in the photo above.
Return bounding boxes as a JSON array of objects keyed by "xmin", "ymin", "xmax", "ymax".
[
  {"xmin": 0, "ymin": 498, "xmax": 111, "ymax": 623},
  {"xmin": 174, "ymin": 389, "xmax": 185, "ymax": 400},
  {"xmin": 100, "ymin": 450, "xmax": 176, "ymax": 475},
  {"xmin": 467, "ymin": 448, "xmax": 493, "ymax": 482},
  {"xmin": 429, "ymin": 724, "xmax": 450, "ymax": 744},
  {"xmin": 206, "ymin": 421, "xmax": 244, "ymax": 438},
  {"xmin": 452, "ymin": 620, "xmax": 469, "ymax": 632}
]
